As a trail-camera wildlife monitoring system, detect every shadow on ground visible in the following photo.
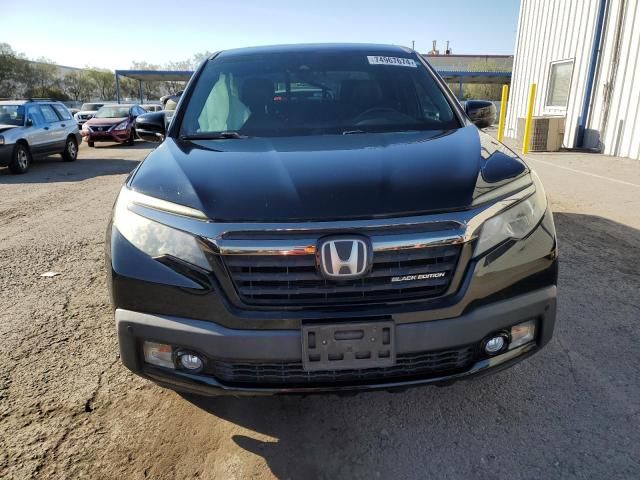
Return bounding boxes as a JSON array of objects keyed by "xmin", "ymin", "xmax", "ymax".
[
  {"xmin": 178, "ymin": 212, "xmax": 640, "ymax": 479},
  {"xmin": 0, "ymin": 142, "xmax": 150, "ymax": 184}
]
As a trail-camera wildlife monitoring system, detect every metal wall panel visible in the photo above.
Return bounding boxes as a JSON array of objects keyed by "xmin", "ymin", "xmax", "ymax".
[
  {"xmin": 507, "ymin": 0, "xmax": 640, "ymax": 160},
  {"xmin": 505, "ymin": 0, "xmax": 598, "ymax": 149},
  {"xmin": 589, "ymin": 0, "xmax": 640, "ymax": 159},
  {"xmin": 506, "ymin": 0, "xmax": 599, "ymax": 147}
]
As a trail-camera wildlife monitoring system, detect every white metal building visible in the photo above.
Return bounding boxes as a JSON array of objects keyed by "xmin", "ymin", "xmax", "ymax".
[{"xmin": 505, "ymin": 0, "xmax": 640, "ymax": 160}]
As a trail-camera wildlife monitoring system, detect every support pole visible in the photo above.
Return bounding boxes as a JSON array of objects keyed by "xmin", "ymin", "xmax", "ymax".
[
  {"xmin": 522, "ymin": 83, "xmax": 536, "ymax": 154},
  {"xmin": 497, "ymin": 84, "xmax": 509, "ymax": 142},
  {"xmin": 458, "ymin": 78, "xmax": 463, "ymax": 99},
  {"xmin": 115, "ymin": 72, "xmax": 121, "ymax": 103},
  {"xmin": 575, "ymin": 0, "xmax": 608, "ymax": 147},
  {"xmin": 139, "ymin": 80, "xmax": 143, "ymax": 104}
]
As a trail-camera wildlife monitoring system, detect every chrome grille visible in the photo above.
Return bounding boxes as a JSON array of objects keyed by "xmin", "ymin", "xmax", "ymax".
[
  {"xmin": 222, "ymin": 244, "xmax": 461, "ymax": 306},
  {"xmin": 208, "ymin": 346, "xmax": 476, "ymax": 386}
]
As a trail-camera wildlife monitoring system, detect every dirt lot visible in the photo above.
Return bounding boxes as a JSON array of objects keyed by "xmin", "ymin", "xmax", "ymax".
[{"xmin": 1, "ymin": 140, "xmax": 639, "ymax": 479}]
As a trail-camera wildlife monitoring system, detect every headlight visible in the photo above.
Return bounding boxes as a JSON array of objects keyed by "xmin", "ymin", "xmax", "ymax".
[
  {"xmin": 474, "ymin": 173, "xmax": 547, "ymax": 256},
  {"xmin": 113, "ymin": 188, "xmax": 210, "ymax": 270},
  {"xmin": 112, "ymin": 120, "xmax": 128, "ymax": 131}
]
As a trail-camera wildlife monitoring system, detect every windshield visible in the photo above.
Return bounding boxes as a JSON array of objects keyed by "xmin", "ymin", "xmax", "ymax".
[
  {"xmin": 179, "ymin": 51, "xmax": 459, "ymax": 137},
  {"xmin": 94, "ymin": 106, "xmax": 130, "ymax": 118},
  {"xmin": 80, "ymin": 103, "xmax": 103, "ymax": 111},
  {"xmin": 0, "ymin": 105, "xmax": 26, "ymax": 126}
]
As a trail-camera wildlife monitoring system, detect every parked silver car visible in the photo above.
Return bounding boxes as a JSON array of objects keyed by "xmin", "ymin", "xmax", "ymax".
[{"xmin": 0, "ymin": 100, "xmax": 81, "ymax": 174}]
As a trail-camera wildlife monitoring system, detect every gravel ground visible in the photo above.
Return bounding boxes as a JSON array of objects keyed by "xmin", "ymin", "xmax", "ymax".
[{"xmin": 0, "ymin": 140, "xmax": 639, "ymax": 479}]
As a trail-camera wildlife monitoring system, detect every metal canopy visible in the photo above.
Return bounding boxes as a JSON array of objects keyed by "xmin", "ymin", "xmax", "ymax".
[
  {"xmin": 437, "ymin": 70, "xmax": 512, "ymax": 84},
  {"xmin": 436, "ymin": 71, "xmax": 512, "ymax": 99},
  {"xmin": 114, "ymin": 69, "xmax": 194, "ymax": 103},
  {"xmin": 113, "ymin": 67, "xmax": 511, "ymax": 103}
]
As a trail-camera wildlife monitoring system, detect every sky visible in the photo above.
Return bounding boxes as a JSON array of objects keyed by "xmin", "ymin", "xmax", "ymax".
[{"xmin": 1, "ymin": 0, "xmax": 520, "ymax": 70}]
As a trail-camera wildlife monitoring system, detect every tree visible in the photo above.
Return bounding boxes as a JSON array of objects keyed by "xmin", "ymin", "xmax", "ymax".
[
  {"xmin": 129, "ymin": 61, "xmax": 162, "ymax": 100},
  {"xmin": 63, "ymin": 71, "xmax": 94, "ymax": 101},
  {"xmin": 0, "ymin": 43, "xmax": 31, "ymax": 98},
  {"xmin": 118, "ymin": 77, "xmax": 141, "ymax": 101},
  {"xmin": 461, "ymin": 60, "xmax": 507, "ymax": 101},
  {"xmin": 86, "ymin": 68, "xmax": 115, "ymax": 100},
  {"xmin": 164, "ymin": 59, "xmax": 193, "ymax": 95},
  {"xmin": 24, "ymin": 58, "xmax": 68, "ymax": 100},
  {"xmin": 191, "ymin": 51, "xmax": 213, "ymax": 69}
]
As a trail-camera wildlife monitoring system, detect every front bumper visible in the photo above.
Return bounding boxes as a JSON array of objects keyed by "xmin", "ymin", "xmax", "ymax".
[
  {"xmin": 0, "ymin": 144, "xmax": 13, "ymax": 166},
  {"xmin": 82, "ymin": 128, "xmax": 130, "ymax": 143},
  {"xmin": 116, "ymin": 285, "xmax": 556, "ymax": 396}
]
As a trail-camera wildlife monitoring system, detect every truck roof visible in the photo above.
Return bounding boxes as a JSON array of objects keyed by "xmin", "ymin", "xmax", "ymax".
[{"xmin": 215, "ymin": 43, "xmax": 413, "ymax": 60}]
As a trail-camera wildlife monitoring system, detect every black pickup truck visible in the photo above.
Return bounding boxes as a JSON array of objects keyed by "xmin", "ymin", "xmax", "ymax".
[{"xmin": 107, "ymin": 43, "xmax": 558, "ymax": 396}]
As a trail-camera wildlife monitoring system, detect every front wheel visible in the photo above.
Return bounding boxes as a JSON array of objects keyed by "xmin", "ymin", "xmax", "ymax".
[
  {"xmin": 62, "ymin": 137, "xmax": 78, "ymax": 162},
  {"xmin": 8, "ymin": 143, "xmax": 31, "ymax": 174},
  {"xmin": 87, "ymin": 140, "xmax": 94, "ymax": 147},
  {"xmin": 127, "ymin": 129, "xmax": 135, "ymax": 146}
]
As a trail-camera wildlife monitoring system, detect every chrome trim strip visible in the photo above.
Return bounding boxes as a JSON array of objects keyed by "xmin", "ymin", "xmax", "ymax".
[
  {"xmin": 124, "ymin": 182, "xmax": 537, "ymax": 255},
  {"xmin": 214, "ymin": 231, "xmax": 466, "ymax": 256},
  {"xmin": 370, "ymin": 231, "xmax": 466, "ymax": 252},
  {"xmin": 123, "ymin": 188, "xmax": 209, "ymax": 220},
  {"xmin": 471, "ymin": 174, "xmax": 532, "ymax": 206},
  {"xmin": 216, "ymin": 240, "xmax": 317, "ymax": 256}
]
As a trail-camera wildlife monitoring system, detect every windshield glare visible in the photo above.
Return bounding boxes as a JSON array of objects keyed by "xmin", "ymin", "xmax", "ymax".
[
  {"xmin": 179, "ymin": 52, "xmax": 459, "ymax": 137},
  {"xmin": 81, "ymin": 103, "xmax": 103, "ymax": 111},
  {"xmin": 0, "ymin": 105, "xmax": 26, "ymax": 126},
  {"xmin": 95, "ymin": 106, "xmax": 130, "ymax": 118}
]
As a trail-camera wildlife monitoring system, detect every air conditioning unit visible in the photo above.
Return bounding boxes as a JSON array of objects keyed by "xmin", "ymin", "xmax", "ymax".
[{"xmin": 517, "ymin": 116, "xmax": 565, "ymax": 152}]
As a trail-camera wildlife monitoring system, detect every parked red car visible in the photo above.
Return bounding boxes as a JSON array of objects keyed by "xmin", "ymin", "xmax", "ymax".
[{"xmin": 81, "ymin": 104, "xmax": 145, "ymax": 147}]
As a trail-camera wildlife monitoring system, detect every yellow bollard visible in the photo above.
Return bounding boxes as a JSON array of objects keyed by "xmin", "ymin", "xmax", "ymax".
[
  {"xmin": 521, "ymin": 83, "xmax": 536, "ymax": 154},
  {"xmin": 497, "ymin": 85, "xmax": 509, "ymax": 142}
]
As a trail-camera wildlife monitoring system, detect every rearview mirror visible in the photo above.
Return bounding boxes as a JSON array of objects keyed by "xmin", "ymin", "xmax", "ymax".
[
  {"xmin": 25, "ymin": 118, "xmax": 33, "ymax": 127},
  {"xmin": 465, "ymin": 100, "xmax": 497, "ymax": 129},
  {"xmin": 135, "ymin": 112, "xmax": 166, "ymax": 143}
]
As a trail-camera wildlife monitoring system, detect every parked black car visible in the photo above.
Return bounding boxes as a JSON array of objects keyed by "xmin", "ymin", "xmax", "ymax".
[{"xmin": 108, "ymin": 44, "xmax": 558, "ymax": 396}]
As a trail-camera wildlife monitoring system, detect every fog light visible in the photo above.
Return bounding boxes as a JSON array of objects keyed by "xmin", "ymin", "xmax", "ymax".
[
  {"xmin": 176, "ymin": 351, "xmax": 204, "ymax": 372},
  {"xmin": 143, "ymin": 341, "xmax": 174, "ymax": 369},
  {"xmin": 509, "ymin": 319, "xmax": 536, "ymax": 349},
  {"xmin": 484, "ymin": 335, "xmax": 507, "ymax": 355}
]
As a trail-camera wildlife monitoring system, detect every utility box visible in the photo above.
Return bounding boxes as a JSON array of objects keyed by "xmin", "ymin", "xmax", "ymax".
[{"xmin": 517, "ymin": 116, "xmax": 565, "ymax": 152}]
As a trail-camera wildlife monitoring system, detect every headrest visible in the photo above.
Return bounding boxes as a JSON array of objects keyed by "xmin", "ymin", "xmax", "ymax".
[{"xmin": 241, "ymin": 78, "xmax": 275, "ymax": 111}]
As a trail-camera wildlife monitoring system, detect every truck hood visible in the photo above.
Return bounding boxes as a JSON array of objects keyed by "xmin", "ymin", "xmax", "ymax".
[
  {"xmin": 0, "ymin": 124, "xmax": 18, "ymax": 134},
  {"xmin": 129, "ymin": 125, "xmax": 528, "ymax": 222}
]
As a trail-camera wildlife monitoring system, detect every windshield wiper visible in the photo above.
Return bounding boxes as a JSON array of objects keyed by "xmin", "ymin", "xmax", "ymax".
[
  {"xmin": 180, "ymin": 131, "xmax": 248, "ymax": 140},
  {"xmin": 342, "ymin": 129, "xmax": 367, "ymax": 135}
]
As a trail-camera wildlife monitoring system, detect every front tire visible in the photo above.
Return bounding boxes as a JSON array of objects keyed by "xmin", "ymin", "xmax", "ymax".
[
  {"xmin": 62, "ymin": 137, "xmax": 78, "ymax": 162},
  {"xmin": 8, "ymin": 143, "xmax": 31, "ymax": 174},
  {"xmin": 127, "ymin": 129, "xmax": 135, "ymax": 146},
  {"xmin": 87, "ymin": 140, "xmax": 94, "ymax": 148}
]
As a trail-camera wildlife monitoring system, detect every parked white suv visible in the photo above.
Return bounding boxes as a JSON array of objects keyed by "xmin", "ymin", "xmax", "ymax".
[
  {"xmin": 74, "ymin": 102, "xmax": 108, "ymax": 128},
  {"xmin": 0, "ymin": 100, "xmax": 81, "ymax": 174}
]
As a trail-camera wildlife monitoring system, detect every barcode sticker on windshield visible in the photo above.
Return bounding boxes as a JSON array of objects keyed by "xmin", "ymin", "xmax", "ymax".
[{"xmin": 367, "ymin": 56, "xmax": 417, "ymax": 68}]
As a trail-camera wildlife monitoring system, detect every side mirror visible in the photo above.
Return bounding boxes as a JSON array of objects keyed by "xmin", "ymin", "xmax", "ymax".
[
  {"xmin": 26, "ymin": 118, "xmax": 33, "ymax": 127},
  {"xmin": 465, "ymin": 100, "xmax": 497, "ymax": 129},
  {"xmin": 135, "ymin": 112, "xmax": 166, "ymax": 143}
]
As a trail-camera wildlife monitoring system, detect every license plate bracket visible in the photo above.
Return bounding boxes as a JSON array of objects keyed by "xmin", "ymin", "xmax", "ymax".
[{"xmin": 301, "ymin": 321, "xmax": 395, "ymax": 371}]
